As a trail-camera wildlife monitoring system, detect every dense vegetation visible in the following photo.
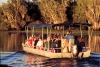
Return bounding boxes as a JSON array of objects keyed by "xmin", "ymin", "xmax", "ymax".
[{"xmin": 0, "ymin": 0, "xmax": 100, "ymax": 30}]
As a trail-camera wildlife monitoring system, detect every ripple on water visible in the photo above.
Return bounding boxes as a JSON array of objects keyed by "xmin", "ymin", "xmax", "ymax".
[{"xmin": 1, "ymin": 51, "xmax": 100, "ymax": 67}]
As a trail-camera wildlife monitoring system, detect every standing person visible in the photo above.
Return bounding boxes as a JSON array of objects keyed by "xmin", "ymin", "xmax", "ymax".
[
  {"xmin": 65, "ymin": 30, "xmax": 74, "ymax": 52},
  {"xmin": 76, "ymin": 37, "xmax": 86, "ymax": 57},
  {"xmin": 77, "ymin": 37, "xmax": 85, "ymax": 52},
  {"xmin": 65, "ymin": 30, "xmax": 74, "ymax": 41}
]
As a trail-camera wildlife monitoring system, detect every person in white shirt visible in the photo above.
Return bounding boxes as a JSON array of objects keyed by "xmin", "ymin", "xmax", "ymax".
[{"xmin": 36, "ymin": 38, "xmax": 43, "ymax": 49}]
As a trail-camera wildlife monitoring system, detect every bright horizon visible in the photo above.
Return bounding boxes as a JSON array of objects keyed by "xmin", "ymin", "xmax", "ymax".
[{"xmin": 0, "ymin": 0, "xmax": 8, "ymax": 5}]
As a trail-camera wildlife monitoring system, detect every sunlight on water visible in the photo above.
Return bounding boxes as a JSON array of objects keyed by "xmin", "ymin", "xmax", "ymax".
[{"xmin": 0, "ymin": 52, "xmax": 100, "ymax": 67}]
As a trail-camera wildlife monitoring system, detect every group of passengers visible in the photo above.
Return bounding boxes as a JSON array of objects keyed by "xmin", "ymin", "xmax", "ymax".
[
  {"xmin": 22, "ymin": 30, "xmax": 86, "ymax": 54},
  {"xmin": 62, "ymin": 30, "xmax": 86, "ymax": 56},
  {"xmin": 22, "ymin": 34, "xmax": 62, "ymax": 52}
]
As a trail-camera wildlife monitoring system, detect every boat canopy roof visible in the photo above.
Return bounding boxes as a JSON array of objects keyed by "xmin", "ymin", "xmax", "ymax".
[
  {"xmin": 27, "ymin": 22, "xmax": 92, "ymax": 28},
  {"xmin": 28, "ymin": 24, "xmax": 52, "ymax": 28},
  {"xmin": 53, "ymin": 22, "xmax": 93, "ymax": 27}
]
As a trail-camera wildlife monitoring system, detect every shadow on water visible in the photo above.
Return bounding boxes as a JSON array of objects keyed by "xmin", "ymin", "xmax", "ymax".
[{"xmin": 0, "ymin": 64, "xmax": 11, "ymax": 67}]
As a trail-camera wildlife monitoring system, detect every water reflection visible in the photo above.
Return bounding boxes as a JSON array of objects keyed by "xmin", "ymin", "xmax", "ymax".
[
  {"xmin": 0, "ymin": 51, "xmax": 100, "ymax": 67},
  {"xmin": 90, "ymin": 35, "xmax": 100, "ymax": 53},
  {"xmin": 0, "ymin": 32, "xmax": 26, "ymax": 52},
  {"xmin": 0, "ymin": 31, "xmax": 100, "ymax": 53},
  {"xmin": 23, "ymin": 53, "xmax": 49, "ymax": 67},
  {"xmin": 23, "ymin": 53, "xmax": 80, "ymax": 67}
]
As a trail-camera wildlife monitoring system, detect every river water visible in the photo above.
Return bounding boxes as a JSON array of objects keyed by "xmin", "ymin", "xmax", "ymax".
[{"xmin": 0, "ymin": 31, "xmax": 100, "ymax": 67}]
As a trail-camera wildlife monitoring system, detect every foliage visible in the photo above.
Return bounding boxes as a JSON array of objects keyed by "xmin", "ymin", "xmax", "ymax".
[
  {"xmin": 1, "ymin": 0, "xmax": 100, "ymax": 30},
  {"xmin": 74, "ymin": 0, "xmax": 100, "ymax": 30},
  {"xmin": 36, "ymin": 0, "xmax": 70, "ymax": 24},
  {"xmin": 0, "ymin": 0, "xmax": 41, "ymax": 30},
  {"xmin": 73, "ymin": 0, "xmax": 87, "ymax": 23},
  {"xmin": 85, "ymin": 0, "xmax": 100, "ymax": 30}
]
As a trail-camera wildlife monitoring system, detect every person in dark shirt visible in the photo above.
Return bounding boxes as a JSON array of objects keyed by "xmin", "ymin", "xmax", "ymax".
[
  {"xmin": 76, "ymin": 37, "xmax": 85, "ymax": 57},
  {"xmin": 77, "ymin": 37, "xmax": 85, "ymax": 52}
]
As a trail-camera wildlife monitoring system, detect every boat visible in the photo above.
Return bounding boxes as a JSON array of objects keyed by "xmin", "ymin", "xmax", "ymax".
[{"xmin": 22, "ymin": 23, "xmax": 92, "ymax": 58}]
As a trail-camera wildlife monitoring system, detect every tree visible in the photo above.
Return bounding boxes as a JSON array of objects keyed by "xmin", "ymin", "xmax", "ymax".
[
  {"xmin": 0, "ymin": 0, "xmax": 41, "ymax": 30},
  {"xmin": 73, "ymin": 0, "xmax": 87, "ymax": 23},
  {"xmin": 36, "ymin": 0, "xmax": 70, "ymax": 24},
  {"xmin": 74, "ymin": 0, "xmax": 100, "ymax": 30},
  {"xmin": 85, "ymin": 0, "xmax": 100, "ymax": 30}
]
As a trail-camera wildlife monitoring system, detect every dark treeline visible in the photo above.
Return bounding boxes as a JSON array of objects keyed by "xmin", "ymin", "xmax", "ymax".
[
  {"xmin": 0, "ymin": 0, "xmax": 100, "ymax": 30},
  {"xmin": 0, "ymin": 0, "xmax": 41, "ymax": 30}
]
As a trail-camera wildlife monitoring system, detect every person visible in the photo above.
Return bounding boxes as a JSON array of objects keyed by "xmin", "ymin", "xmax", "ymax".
[
  {"xmin": 77, "ymin": 37, "xmax": 85, "ymax": 52},
  {"xmin": 24, "ymin": 39, "xmax": 30, "ymax": 47},
  {"xmin": 43, "ymin": 39, "xmax": 48, "ymax": 51},
  {"xmin": 65, "ymin": 30, "xmax": 74, "ymax": 52},
  {"xmin": 34, "ymin": 37, "xmax": 39, "ymax": 49},
  {"xmin": 76, "ymin": 37, "xmax": 86, "ymax": 57},
  {"xmin": 36, "ymin": 37, "xmax": 43, "ymax": 49},
  {"xmin": 62, "ymin": 39, "xmax": 69, "ymax": 53},
  {"xmin": 28, "ymin": 36, "xmax": 34, "ymax": 48},
  {"xmin": 57, "ymin": 36, "xmax": 61, "ymax": 53},
  {"xmin": 65, "ymin": 30, "xmax": 74, "ymax": 42},
  {"xmin": 52, "ymin": 39, "xmax": 58, "ymax": 53}
]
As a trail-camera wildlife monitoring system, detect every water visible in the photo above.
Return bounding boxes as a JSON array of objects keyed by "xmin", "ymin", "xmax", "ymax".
[
  {"xmin": 0, "ymin": 52, "xmax": 100, "ymax": 67},
  {"xmin": 0, "ymin": 31, "xmax": 100, "ymax": 67}
]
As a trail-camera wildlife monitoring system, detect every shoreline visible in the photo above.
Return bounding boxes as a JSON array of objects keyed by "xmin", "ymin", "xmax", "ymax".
[{"xmin": 0, "ymin": 30, "xmax": 100, "ymax": 35}]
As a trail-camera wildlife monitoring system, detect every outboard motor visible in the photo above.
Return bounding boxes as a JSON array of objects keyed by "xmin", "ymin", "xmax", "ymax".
[{"xmin": 72, "ymin": 45, "xmax": 77, "ymax": 57}]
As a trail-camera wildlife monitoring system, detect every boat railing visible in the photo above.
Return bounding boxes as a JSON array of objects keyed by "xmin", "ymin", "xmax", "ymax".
[{"xmin": 33, "ymin": 46, "xmax": 62, "ymax": 53}]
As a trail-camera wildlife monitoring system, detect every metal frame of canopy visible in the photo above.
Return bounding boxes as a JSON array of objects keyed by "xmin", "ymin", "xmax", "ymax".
[
  {"xmin": 52, "ymin": 22, "xmax": 93, "ymax": 48},
  {"xmin": 53, "ymin": 22, "xmax": 92, "ymax": 36},
  {"xmin": 25, "ymin": 23, "xmax": 93, "ymax": 50},
  {"xmin": 25, "ymin": 24, "xmax": 52, "ymax": 40},
  {"xmin": 25, "ymin": 24, "xmax": 53, "ymax": 50}
]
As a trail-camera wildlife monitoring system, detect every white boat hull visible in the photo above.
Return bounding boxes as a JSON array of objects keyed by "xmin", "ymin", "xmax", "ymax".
[{"xmin": 22, "ymin": 45, "xmax": 91, "ymax": 59}]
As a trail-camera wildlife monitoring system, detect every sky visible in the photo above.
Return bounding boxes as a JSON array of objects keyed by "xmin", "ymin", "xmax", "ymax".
[
  {"xmin": 0, "ymin": 0, "xmax": 75, "ymax": 6},
  {"xmin": 0, "ymin": 0, "xmax": 8, "ymax": 5}
]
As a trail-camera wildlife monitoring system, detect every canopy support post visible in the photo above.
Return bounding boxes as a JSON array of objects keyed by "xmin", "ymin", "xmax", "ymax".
[
  {"xmin": 32, "ymin": 27, "xmax": 34, "ymax": 37},
  {"xmin": 42, "ymin": 26, "xmax": 44, "ymax": 40},
  {"xmin": 63, "ymin": 26, "xmax": 64, "ymax": 38},
  {"xmin": 26, "ymin": 26, "xmax": 28, "ymax": 40},
  {"xmin": 80, "ymin": 25, "xmax": 82, "ymax": 38}
]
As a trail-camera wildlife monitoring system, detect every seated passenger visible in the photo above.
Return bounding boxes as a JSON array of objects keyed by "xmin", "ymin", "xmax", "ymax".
[
  {"xmin": 36, "ymin": 37, "xmax": 43, "ymax": 49},
  {"xmin": 43, "ymin": 39, "xmax": 48, "ymax": 51},
  {"xmin": 57, "ymin": 36, "xmax": 61, "ymax": 52},
  {"xmin": 25, "ymin": 40, "xmax": 30, "ymax": 47},
  {"xmin": 29, "ymin": 36, "xmax": 33, "ymax": 48},
  {"xmin": 34, "ymin": 37, "xmax": 39, "ymax": 49}
]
